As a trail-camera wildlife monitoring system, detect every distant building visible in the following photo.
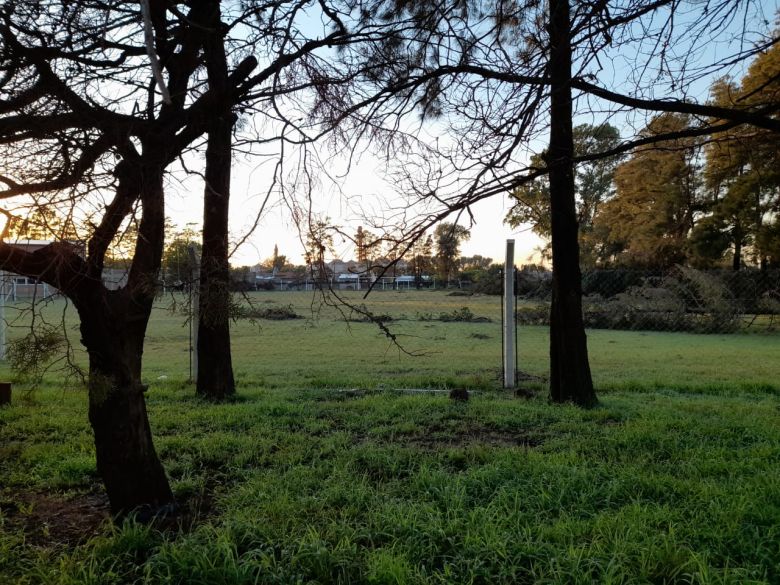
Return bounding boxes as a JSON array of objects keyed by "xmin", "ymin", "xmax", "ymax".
[
  {"xmin": 327, "ymin": 259, "xmax": 361, "ymax": 275},
  {"xmin": 240, "ymin": 256, "xmax": 428, "ymax": 291}
]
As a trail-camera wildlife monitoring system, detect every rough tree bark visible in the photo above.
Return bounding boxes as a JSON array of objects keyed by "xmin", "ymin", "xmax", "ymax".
[
  {"xmin": 81, "ymin": 291, "xmax": 174, "ymax": 515},
  {"xmin": 546, "ymin": 0, "xmax": 597, "ymax": 407}
]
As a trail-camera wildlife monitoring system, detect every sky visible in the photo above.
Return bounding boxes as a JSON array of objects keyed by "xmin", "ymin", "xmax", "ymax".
[{"xmin": 165, "ymin": 141, "xmax": 544, "ymax": 268}]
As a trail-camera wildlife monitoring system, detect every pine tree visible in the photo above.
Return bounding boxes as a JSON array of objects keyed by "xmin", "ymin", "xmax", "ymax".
[
  {"xmin": 597, "ymin": 114, "xmax": 700, "ymax": 268},
  {"xmin": 694, "ymin": 44, "xmax": 780, "ymax": 269},
  {"xmin": 506, "ymin": 123, "xmax": 622, "ymax": 267}
]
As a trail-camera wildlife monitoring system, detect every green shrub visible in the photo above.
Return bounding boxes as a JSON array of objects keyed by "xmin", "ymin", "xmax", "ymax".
[
  {"xmin": 417, "ymin": 307, "xmax": 491, "ymax": 322},
  {"xmin": 6, "ymin": 325, "xmax": 68, "ymax": 387},
  {"xmin": 235, "ymin": 303, "xmax": 302, "ymax": 320},
  {"xmin": 517, "ymin": 267, "xmax": 742, "ymax": 333}
]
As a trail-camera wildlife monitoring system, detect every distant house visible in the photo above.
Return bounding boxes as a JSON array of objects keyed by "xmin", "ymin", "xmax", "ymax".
[
  {"xmin": 336, "ymin": 272, "xmax": 375, "ymax": 290},
  {"xmin": 251, "ymin": 269, "xmax": 307, "ymax": 291},
  {"xmin": 394, "ymin": 275, "xmax": 415, "ymax": 287},
  {"xmin": 243, "ymin": 257, "xmax": 429, "ymax": 292},
  {"xmin": 327, "ymin": 259, "xmax": 361, "ymax": 275}
]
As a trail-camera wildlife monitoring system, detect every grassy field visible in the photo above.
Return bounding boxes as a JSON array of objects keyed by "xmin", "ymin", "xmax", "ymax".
[{"xmin": 1, "ymin": 290, "xmax": 779, "ymax": 583}]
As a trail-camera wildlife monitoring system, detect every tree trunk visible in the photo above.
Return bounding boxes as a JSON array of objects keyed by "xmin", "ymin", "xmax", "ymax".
[
  {"xmin": 547, "ymin": 0, "xmax": 597, "ymax": 407},
  {"xmin": 80, "ymin": 288, "xmax": 174, "ymax": 518},
  {"xmin": 732, "ymin": 237, "xmax": 742, "ymax": 271},
  {"xmin": 196, "ymin": 4, "xmax": 236, "ymax": 400},
  {"xmin": 192, "ymin": 3, "xmax": 236, "ymax": 400},
  {"xmin": 196, "ymin": 112, "xmax": 235, "ymax": 400},
  {"xmin": 82, "ymin": 161, "xmax": 174, "ymax": 518},
  {"xmin": 88, "ymin": 369, "xmax": 173, "ymax": 517}
]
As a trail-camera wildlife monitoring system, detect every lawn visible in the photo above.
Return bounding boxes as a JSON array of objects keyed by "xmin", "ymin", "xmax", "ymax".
[{"xmin": 1, "ymin": 290, "xmax": 779, "ymax": 584}]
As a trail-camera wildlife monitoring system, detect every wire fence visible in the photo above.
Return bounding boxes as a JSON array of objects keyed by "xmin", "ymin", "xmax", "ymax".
[{"xmin": 511, "ymin": 266, "xmax": 780, "ymax": 334}]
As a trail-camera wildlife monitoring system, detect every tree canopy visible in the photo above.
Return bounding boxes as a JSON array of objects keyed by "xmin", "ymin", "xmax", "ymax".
[
  {"xmin": 506, "ymin": 123, "xmax": 622, "ymax": 268},
  {"xmin": 598, "ymin": 113, "xmax": 701, "ymax": 268},
  {"xmin": 434, "ymin": 222, "xmax": 471, "ymax": 283}
]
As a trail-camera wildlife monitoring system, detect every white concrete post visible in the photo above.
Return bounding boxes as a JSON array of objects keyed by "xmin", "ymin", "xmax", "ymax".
[{"xmin": 503, "ymin": 240, "xmax": 515, "ymax": 389}]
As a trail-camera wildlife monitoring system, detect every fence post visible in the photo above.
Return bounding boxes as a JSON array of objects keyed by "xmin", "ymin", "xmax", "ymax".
[{"xmin": 503, "ymin": 240, "xmax": 515, "ymax": 389}]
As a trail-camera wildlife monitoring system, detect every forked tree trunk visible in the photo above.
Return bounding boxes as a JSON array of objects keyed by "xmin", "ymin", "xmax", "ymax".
[
  {"xmin": 547, "ymin": 0, "xmax": 597, "ymax": 407},
  {"xmin": 81, "ymin": 162, "xmax": 174, "ymax": 517}
]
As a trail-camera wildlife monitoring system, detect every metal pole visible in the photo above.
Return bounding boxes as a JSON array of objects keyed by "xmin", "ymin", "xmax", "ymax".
[{"xmin": 503, "ymin": 240, "xmax": 515, "ymax": 389}]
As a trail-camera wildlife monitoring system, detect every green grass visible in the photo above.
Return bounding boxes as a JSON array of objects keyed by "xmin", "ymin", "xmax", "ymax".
[
  {"xmin": 4, "ymin": 290, "xmax": 776, "ymax": 393},
  {"xmin": 1, "ymin": 290, "xmax": 779, "ymax": 584}
]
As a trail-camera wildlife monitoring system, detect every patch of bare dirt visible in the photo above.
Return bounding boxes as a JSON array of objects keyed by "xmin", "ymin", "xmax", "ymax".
[
  {"xmin": 0, "ymin": 489, "xmax": 219, "ymax": 544},
  {"xmin": 1, "ymin": 490, "xmax": 110, "ymax": 546},
  {"xmin": 404, "ymin": 428, "xmax": 544, "ymax": 450}
]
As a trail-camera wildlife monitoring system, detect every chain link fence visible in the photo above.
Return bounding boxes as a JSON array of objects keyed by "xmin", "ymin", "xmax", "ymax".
[{"xmin": 513, "ymin": 267, "xmax": 780, "ymax": 334}]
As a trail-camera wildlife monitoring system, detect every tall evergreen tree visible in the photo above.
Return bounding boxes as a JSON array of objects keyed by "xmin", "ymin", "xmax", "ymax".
[
  {"xmin": 506, "ymin": 123, "xmax": 622, "ymax": 268},
  {"xmin": 409, "ymin": 234, "xmax": 433, "ymax": 288},
  {"xmin": 597, "ymin": 114, "xmax": 701, "ymax": 268},
  {"xmin": 695, "ymin": 44, "xmax": 780, "ymax": 269},
  {"xmin": 434, "ymin": 223, "xmax": 470, "ymax": 284}
]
